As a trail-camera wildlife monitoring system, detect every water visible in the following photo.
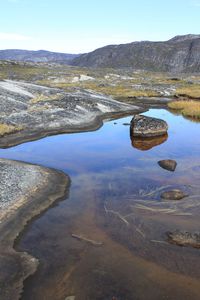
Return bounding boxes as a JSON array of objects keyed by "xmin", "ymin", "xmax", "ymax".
[{"xmin": 1, "ymin": 109, "xmax": 200, "ymax": 300}]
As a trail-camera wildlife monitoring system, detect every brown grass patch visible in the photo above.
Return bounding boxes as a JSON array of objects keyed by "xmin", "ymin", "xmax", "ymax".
[
  {"xmin": 168, "ymin": 100, "xmax": 200, "ymax": 119},
  {"xmin": 0, "ymin": 124, "xmax": 23, "ymax": 136},
  {"xmin": 176, "ymin": 85, "xmax": 200, "ymax": 99},
  {"xmin": 31, "ymin": 93, "xmax": 63, "ymax": 104}
]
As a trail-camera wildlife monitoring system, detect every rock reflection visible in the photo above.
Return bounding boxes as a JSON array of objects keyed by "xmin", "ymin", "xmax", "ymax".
[{"xmin": 130, "ymin": 132, "xmax": 168, "ymax": 151}]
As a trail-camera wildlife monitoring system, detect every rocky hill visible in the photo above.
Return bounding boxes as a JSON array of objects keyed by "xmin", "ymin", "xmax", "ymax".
[
  {"xmin": 0, "ymin": 49, "xmax": 79, "ymax": 63},
  {"xmin": 71, "ymin": 34, "xmax": 200, "ymax": 73}
]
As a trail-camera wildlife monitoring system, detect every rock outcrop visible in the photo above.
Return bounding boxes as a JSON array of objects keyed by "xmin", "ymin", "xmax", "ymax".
[
  {"xmin": 0, "ymin": 158, "xmax": 69, "ymax": 300},
  {"xmin": 0, "ymin": 80, "xmax": 141, "ymax": 148}
]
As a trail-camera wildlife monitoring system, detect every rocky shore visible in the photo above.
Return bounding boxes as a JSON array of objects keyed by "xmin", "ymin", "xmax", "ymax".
[
  {"xmin": 0, "ymin": 79, "xmax": 143, "ymax": 299},
  {"xmin": 0, "ymin": 80, "xmax": 143, "ymax": 148},
  {"xmin": 0, "ymin": 72, "xmax": 199, "ymax": 299},
  {"xmin": 0, "ymin": 80, "xmax": 146, "ymax": 300},
  {"xmin": 0, "ymin": 158, "xmax": 70, "ymax": 300}
]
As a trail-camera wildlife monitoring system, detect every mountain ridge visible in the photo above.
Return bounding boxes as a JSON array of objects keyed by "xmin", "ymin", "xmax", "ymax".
[
  {"xmin": 0, "ymin": 35, "xmax": 200, "ymax": 72},
  {"xmin": 0, "ymin": 49, "xmax": 79, "ymax": 63},
  {"xmin": 70, "ymin": 34, "xmax": 200, "ymax": 73}
]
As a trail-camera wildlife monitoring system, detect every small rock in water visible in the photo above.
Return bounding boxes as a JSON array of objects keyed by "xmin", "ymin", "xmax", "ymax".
[
  {"xmin": 158, "ymin": 159, "xmax": 177, "ymax": 172},
  {"xmin": 123, "ymin": 122, "xmax": 130, "ymax": 126},
  {"xmin": 130, "ymin": 115, "xmax": 168, "ymax": 138},
  {"xmin": 167, "ymin": 230, "xmax": 200, "ymax": 249},
  {"xmin": 161, "ymin": 189, "xmax": 188, "ymax": 200}
]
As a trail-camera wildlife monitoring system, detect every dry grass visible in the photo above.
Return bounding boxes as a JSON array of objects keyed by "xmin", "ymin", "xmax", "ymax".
[
  {"xmin": 94, "ymin": 85, "xmax": 160, "ymax": 98},
  {"xmin": 0, "ymin": 124, "xmax": 23, "ymax": 136},
  {"xmin": 37, "ymin": 80, "xmax": 160, "ymax": 98},
  {"xmin": 176, "ymin": 85, "xmax": 200, "ymax": 99},
  {"xmin": 31, "ymin": 93, "xmax": 63, "ymax": 104},
  {"xmin": 168, "ymin": 100, "xmax": 200, "ymax": 119}
]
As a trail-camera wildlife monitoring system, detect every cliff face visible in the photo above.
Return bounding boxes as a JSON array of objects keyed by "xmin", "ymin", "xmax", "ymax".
[{"xmin": 71, "ymin": 35, "xmax": 200, "ymax": 73}]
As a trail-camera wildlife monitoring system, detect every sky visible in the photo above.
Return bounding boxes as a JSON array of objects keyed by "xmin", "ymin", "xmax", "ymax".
[{"xmin": 0, "ymin": 0, "xmax": 200, "ymax": 53}]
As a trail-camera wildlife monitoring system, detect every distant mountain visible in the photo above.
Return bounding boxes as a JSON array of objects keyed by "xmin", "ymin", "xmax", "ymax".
[
  {"xmin": 71, "ymin": 34, "xmax": 200, "ymax": 73},
  {"xmin": 0, "ymin": 49, "xmax": 79, "ymax": 63}
]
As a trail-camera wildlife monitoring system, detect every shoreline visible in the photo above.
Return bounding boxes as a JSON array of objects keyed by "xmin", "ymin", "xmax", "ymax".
[
  {"xmin": 0, "ymin": 108, "xmax": 146, "ymax": 149},
  {"xmin": 0, "ymin": 106, "xmax": 166, "ymax": 299},
  {"xmin": 0, "ymin": 108, "xmax": 146, "ymax": 299},
  {"xmin": 0, "ymin": 159, "xmax": 70, "ymax": 300}
]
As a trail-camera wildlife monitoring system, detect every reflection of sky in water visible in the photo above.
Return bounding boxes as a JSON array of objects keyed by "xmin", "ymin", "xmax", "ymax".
[
  {"xmin": 14, "ymin": 112, "xmax": 200, "ymax": 300},
  {"xmin": 0, "ymin": 109, "xmax": 200, "ymax": 184}
]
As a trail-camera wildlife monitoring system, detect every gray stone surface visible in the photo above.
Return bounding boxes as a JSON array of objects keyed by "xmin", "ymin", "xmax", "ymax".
[
  {"xmin": 0, "ymin": 158, "xmax": 69, "ymax": 300},
  {"xmin": 0, "ymin": 80, "xmax": 141, "ymax": 147},
  {"xmin": 130, "ymin": 115, "xmax": 168, "ymax": 138},
  {"xmin": 0, "ymin": 159, "xmax": 46, "ymax": 221}
]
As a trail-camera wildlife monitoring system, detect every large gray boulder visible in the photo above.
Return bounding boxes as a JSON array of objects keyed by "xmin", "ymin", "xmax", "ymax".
[{"xmin": 130, "ymin": 115, "xmax": 168, "ymax": 138}]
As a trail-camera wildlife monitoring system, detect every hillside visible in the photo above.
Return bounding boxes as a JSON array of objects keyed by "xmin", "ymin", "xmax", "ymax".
[
  {"xmin": 0, "ymin": 49, "xmax": 79, "ymax": 63},
  {"xmin": 71, "ymin": 34, "xmax": 200, "ymax": 73}
]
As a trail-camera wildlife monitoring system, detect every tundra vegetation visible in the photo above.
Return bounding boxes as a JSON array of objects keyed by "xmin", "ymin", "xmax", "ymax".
[
  {"xmin": 0, "ymin": 60, "xmax": 200, "ymax": 128},
  {"xmin": 0, "ymin": 60, "xmax": 200, "ymax": 100}
]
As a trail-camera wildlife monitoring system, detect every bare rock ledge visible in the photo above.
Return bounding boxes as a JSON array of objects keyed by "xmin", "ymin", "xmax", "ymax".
[
  {"xmin": 0, "ymin": 80, "xmax": 143, "ymax": 148},
  {"xmin": 0, "ymin": 158, "xmax": 70, "ymax": 300}
]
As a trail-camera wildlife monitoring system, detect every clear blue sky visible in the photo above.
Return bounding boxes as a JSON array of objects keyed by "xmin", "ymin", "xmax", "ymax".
[{"xmin": 0, "ymin": 0, "xmax": 199, "ymax": 53}]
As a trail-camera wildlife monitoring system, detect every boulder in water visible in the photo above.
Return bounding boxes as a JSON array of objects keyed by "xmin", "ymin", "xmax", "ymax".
[{"xmin": 130, "ymin": 115, "xmax": 168, "ymax": 138}]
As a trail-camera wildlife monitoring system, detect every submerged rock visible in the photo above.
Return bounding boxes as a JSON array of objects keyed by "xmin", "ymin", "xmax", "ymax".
[
  {"xmin": 167, "ymin": 230, "xmax": 200, "ymax": 249},
  {"xmin": 161, "ymin": 189, "xmax": 188, "ymax": 200},
  {"xmin": 131, "ymin": 134, "xmax": 168, "ymax": 151},
  {"xmin": 130, "ymin": 115, "xmax": 168, "ymax": 138},
  {"xmin": 158, "ymin": 159, "xmax": 177, "ymax": 171}
]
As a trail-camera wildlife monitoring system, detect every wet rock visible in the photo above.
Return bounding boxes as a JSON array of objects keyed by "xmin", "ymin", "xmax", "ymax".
[
  {"xmin": 161, "ymin": 189, "xmax": 188, "ymax": 200},
  {"xmin": 130, "ymin": 115, "xmax": 168, "ymax": 138},
  {"xmin": 158, "ymin": 159, "xmax": 177, "ymax": 172},
  {"xmin": 167, "ymin": 230, "xmax": 200, "ymax": 249},
  {"xmin": 131, "ymin": 134, "xmax": 168, "ymax": 151}
]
